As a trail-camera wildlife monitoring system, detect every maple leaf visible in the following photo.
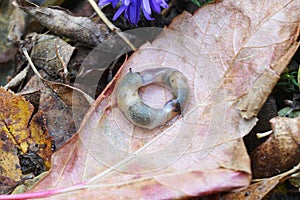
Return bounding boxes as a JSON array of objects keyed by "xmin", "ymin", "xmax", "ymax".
[{"xmin": 2, "ymin": 0, "xmax": 299, "ymax": 199}]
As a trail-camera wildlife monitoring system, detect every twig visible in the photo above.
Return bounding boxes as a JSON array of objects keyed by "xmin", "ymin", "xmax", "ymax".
[
  {"xmin": 252, "ymin": 163, "xmax": 300, "ymax": 182},
  {"xmin": 22, "ymin": 47, "xmax": 43, "ymax": 80},
  {"xmin": 256, "ymin": 130, "xmax": 273, "ymax": 138},
  {"xmin": 4, "ymin": 65, "xmax": 30, "ymax": 90},
  {"xmin": 87, "ymin": 0, "xmax": 136, "ymax": 51}
]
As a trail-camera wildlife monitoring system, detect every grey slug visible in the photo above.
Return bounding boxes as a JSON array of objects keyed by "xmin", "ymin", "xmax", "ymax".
[{"xmin": 116, "ymin": 67, "xmax": 189, "ymax": 129}]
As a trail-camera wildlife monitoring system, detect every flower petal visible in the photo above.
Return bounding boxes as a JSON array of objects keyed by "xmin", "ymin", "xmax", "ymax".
[
  {"xmin": 113, "ymin": 5, "xmax": 127, "ymax": 20},
  {"xmin": 128, "ymin": 0, "xmax": 141, "ymax": 25},
  {"xmin": 142, "ymin": 9, "xmax": 154, "ymax": 20},
  {"xmin": 123, "ymin": 0, "xmax": 130, "ymax": 6},
  {"xmin": 149, "ymin": 0, "xmax": 161, "ymax": 13},
  {"xmin": 98, "ymin": 0, "xmax": 114, "ymax": 6},
  {"xmin": 141, "ymin": 2, "xmax": 154, "ymax": 20},
  {"xmin": 141, "ymin": 0, "xmax": 151, "ymax": 16},
  {"xmin": 159, "ymin": 0, "xmax": 168, "ymax": 8},
  {"xmin": 111, "ymin": 0, "xmax": 119, "ymax": 7}
]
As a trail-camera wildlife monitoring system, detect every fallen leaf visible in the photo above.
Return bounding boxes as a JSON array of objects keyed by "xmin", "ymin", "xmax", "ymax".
[
  {"xmin": 30, "ymin": 0, "xmax": 66, "ymax": 7},
  {"xmin": 12, "ymin": 0, "xmax": 111, "ymax": 47},
  {"xmin": 0, "ymin": 0, "xmax": 17, "ymax": 53},
  {"xmin": 0, "ymin": 87, "xmax": 52, "ymax": 193},
  {"xmin": 11, "ymin": 172, "xmax": 47, "ymax": 194},
  {"xmin": 0, "ymin": 88, "xmax": 52, "ymax": 162},
  {"xmin": 18, "ymin": 0, "xmax": 300, "ymax": 199},
  {"xmin": 0, "ymin": 176, "xmax": 20, "ymax": 194},
  {"xmin": 0, "ymin": 129, "xmax": 22, "ymax": 183},
  {"xmin": 7, "ymin": 6, "xmax": 27, "ymax": 44},
  {"xmin": 27, "ymin": 111, "xmax": 52, "ymax": 169},
  {"xmin": 0, "ymin": 0, "xmax": 21, "ymax": 85},
  {"xmin": 29, "ymin": 33, "xmax": 75, "ymax": 80},
  {"xmin": 222, "ymin": 163, "xmax": 300, "ymax": 200},
  {"xmin": 251, "ymin": 116, "xmax": 300, "ymax": 178},
  {"xmin": 20, "ymin": 75, "xmax": 94, "ymax": 149}
]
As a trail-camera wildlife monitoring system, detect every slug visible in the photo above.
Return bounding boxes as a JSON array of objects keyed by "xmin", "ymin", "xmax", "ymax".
[{"xmin": 116, "ymin": 67, "xmax": 189, "ymax": 129}]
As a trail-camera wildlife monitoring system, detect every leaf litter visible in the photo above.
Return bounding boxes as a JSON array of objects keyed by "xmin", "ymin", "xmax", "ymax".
[
  {"xmin": 20, "ymin": 74, "xmax": 93, "ymax": 149},
  {"xmin": 11, "ymin": 0, "xmax": 297, "ymax": 199},
  {"xmin": 0, "ymin": 0, "xmax": 299, "ymax": 199},
  {"xmin": 13, "ymin": 0, "xmax": 111, "ymax": 47},
  {"xmin": 0, "ymin": 87, "xmax": 52, "ymax": 193},
  {"xmin": 251, "ymin": 117, "xmax": 300, "ymax": 178}
]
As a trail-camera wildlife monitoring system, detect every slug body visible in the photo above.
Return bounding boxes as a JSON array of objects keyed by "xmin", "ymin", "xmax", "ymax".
[{"xmin": 116, "ymin": 67, "xmax": 189, "ymax": 129}]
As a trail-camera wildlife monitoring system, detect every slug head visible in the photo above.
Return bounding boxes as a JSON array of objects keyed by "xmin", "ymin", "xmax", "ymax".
[{"xmin": 164, "ymin": 99, "xmax": 181, "ymax": 115}]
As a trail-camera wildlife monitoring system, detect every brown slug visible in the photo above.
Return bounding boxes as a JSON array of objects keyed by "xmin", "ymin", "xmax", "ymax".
[{"xmin": 116, "ymin": 67, "xmax": 189, "ymax": 129}]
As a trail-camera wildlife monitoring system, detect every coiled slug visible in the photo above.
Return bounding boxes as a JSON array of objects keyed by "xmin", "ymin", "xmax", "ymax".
[{"xmin": 116, "ymin": 67, "xmax": 189, "ymax": 129}]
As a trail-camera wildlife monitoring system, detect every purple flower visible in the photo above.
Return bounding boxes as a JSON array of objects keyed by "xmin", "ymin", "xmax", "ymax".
[{"xmin": 98, "ymin": 0, "xmax": 168, "ymax": 25}]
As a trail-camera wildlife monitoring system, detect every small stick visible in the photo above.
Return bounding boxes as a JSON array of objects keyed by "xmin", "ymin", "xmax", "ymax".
[
  {"xmin": 256, "ymin": 130, "xmax": 273, "ymax": 139},
  {"xmin": 22, "ymin": 47, "xmax": 43, "ymax": 80},
  {"xmin": 4, "ymin": 65, "xmax": 30, "ymax": 90}
]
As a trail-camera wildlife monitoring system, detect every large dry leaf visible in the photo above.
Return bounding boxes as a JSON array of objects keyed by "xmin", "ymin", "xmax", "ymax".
[{"xmin": 9, "ymin": 0, "xmax": 298, "ymax": 199}]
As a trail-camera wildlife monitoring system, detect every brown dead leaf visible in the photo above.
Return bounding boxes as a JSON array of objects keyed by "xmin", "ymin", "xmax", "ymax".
[
  {"xmin": 11, "ymin": 172, "xmax": 47, "ymax": 194},
  {"xmin": 251, "ymin": 116, "xmax": 300, "ymax": 178},
  {"xmin": 20, "ymin": 75, "xmax": 93, "ymax": 149},
  {"xmin": 29, "ymin": 0, "xmax": 66, "ymax": 7},
  {"xmin": 0, "ymin": 87, "xmax": 34, "ymax": 153},
  {"xmin": 0, "ymin": 0, "xmax": 26, "ymax": 64},
  {"xmin": 0, "ymin": 0, "xmax": 27, "ymax": 85},
  {"xmin": 12, "ymin": 0, "xmax": 111, "ymax": 47},
  {"xmin": 223, "ymin": 163, "xmax": 300, "ymax": 200},
  {"xmin": 0, "ymin": 0, "xmax": 22, "ymax": 85},
  {"xmin": 223, "ymin": 179, "xmax": 281, "ymax": 200},
  {"xmin": 0, "ymin": 87, "xmax": 52, "ymax": 162},
  {"xmin": 23, "ymin": 0, "xmax": 300, "ymax": 199},
  {"xmin": 29, "ymin": 33, "xmax": 75, "ymax": 80},
  {"xmin": 27, "ymin": 111, "xmax": 52, "ymax": 169},
  {"xmin": 0, "ymin": 0, "xmax": 16, "ymax": 53},
  {"xmin": 0, "ymin": 128, "xmax": 22, "ymax": 182},
  {"xmin": 7, "ymin": 6, "xmax": 27, "ymax": 44},
  {"xmin": 0, "ymin": 87, "xmax": 52, "ymax": 194},
  {"xmin": 0, "ymin": 175, "xmax": 20, "ymax": 194}
]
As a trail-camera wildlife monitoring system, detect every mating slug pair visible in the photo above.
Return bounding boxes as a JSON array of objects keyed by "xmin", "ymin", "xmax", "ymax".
[{"xmin": 116, "ymin": 67, "xmax": 189, "ymax": 129}]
